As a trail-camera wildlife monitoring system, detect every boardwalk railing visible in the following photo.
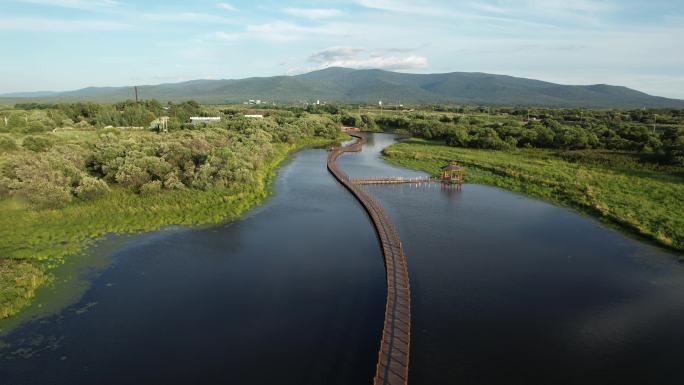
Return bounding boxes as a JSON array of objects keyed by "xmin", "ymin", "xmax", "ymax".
[
  {"xmin": 352, "ymin": 176, "xmax": 437, "ymax": 185},
  {"xmin": 327, "ymin": 134, "xmax": 411, "ymax": 385}
]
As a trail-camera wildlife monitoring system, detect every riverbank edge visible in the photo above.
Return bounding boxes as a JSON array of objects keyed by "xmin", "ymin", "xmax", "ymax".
[
  {"xmin": 0, "ymin": 134, "xmax": 348, "ymax": 324},
  {"xmin": 381, "ymin": 139, "xmax": 684, "ymax": 257}
]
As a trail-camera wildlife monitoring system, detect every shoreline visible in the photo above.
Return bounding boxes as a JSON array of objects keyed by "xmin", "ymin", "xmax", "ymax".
[{"xmin": 0, "ymin": 134, "xmax": 347, "ymax": 328}]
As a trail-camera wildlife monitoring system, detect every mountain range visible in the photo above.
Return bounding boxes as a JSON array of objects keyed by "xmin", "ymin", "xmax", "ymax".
[{"xmin": 2, "ymin": 67, "xmax": 683, "ymax": 108}]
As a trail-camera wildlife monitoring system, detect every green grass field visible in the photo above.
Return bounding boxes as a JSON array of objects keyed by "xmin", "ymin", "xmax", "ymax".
[
  {"xmin": 0, "ymin": 135, "xmax": 344, "ymax": 321},
  {"xmin": 383, "ymin": 138, "xmax": 684, "ymax": 255}
]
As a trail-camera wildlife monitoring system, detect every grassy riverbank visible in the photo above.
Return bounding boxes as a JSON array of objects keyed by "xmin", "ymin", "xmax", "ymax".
[
  {"xmin": 383, "ymin": 138, "xmax": 684, "ymax": 254},
  {"xmin": 0, "ymin": 134, "xmax": 345, "ymax": 321}
]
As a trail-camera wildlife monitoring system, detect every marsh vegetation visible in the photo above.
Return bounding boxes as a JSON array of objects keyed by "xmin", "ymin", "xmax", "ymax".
[
  {"xmin": 1, "ymin": 101, "xmax": 683, "ymax": 321},
  {"xmin": 0, "ymin": 101, "xmax": 344, "ymax": 319},
  {"xmin": 375, "ymin": 107, "xmax": 683, "ymax": 253}
]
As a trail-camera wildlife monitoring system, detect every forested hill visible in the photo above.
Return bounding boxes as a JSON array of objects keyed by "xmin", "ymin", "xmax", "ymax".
[{"xmin": 3, "ymin": 67, "xmax": 684, "ymax": 108}]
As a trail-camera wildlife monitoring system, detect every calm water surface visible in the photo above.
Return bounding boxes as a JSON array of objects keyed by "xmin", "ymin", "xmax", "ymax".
[
  {"xmin": 2, "ymin": 133, "xmax": 684, "ymax": 385},
  {"xmin": 0, "ymin": 148, "xmax": 386, "ymax": 385}
]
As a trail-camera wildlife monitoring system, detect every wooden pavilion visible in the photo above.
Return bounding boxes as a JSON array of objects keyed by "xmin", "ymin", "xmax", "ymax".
[{"xmin": 440, "ymin": 162, "xmax": 465, "ymax": 184}]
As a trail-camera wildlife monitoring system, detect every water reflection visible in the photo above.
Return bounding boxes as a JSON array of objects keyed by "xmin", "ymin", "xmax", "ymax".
[
  {"xmin": 0, "ymin": 149, "xmax": 386, "ymax": 385},
  {"xmin": 343, "ymin": 134, "xmax": 684, "ymax": 385},
  {"xmin": 2, "ymin": 133, "xmax": 683, "ymax": 385}
]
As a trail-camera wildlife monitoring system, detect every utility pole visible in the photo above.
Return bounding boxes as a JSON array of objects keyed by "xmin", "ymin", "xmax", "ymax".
[
  {"xmin": 653, "ymin": 114, "xmax": 658, "ymax": 133},
  {"xmin": 134, "ymin": 86, "xmax": 139, "ymax": 103}
]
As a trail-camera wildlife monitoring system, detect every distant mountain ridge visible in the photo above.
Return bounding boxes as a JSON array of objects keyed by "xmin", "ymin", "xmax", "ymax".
[{"xmin": 2, "ymin": 67, "xmax": 683, "ymax": 108}]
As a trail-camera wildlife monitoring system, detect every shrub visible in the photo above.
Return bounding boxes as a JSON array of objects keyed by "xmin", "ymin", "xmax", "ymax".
[
  {"xmin": 191, "ymin": 163, "xmax": 216, "ymax": 190},
  {"xmin": 19, "ymin": 181, "xmax": 73, "ymax": 209},
  {"xmin": 74, "ymin": 176, "xmax": 109, "ymax": 200},
  {"xmin": 0, "ymin": 176, "xmax": 10, "ymax": 198},
  {"xmin": 0, "ymin": 135, "xmax": 17, "ymax": 152},
  {"xmin": 115, "ymin": 163, "xmax": 150, "ymax": 190},
  {"xmin": 163, "ymin": 172, "xmax": 185, "ymax": 190},
  {"xmin": 341, "ymin": 113, "xmax": 362, "ymax": 127},
  {"xmin": 140, "ymin": 180, "xmax": 162, "ymax": 196},
  {"xmin": 445, "ymin": 126, "xmax": 469, "ymax": 147},
  {"xmin": 75, "ymin": 120, "xmax": 92, "ymax": 129},
  {"xmin": 469, "ymin": 127, "xmax": 510, "ymax": 150},
  {"xmin": 27, "ymin": 121, "xmax": 46, "ymax": 133},
  {"xmin": 1, "ymin": 152, "xmax": 78, "ymax": 209},
  {"xmin": 22, "ymin": 136, "xmax": 53, "ymax": 152}
]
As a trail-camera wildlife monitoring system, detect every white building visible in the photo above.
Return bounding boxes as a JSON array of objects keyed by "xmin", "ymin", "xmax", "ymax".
[
  {"xmin": 244, "ymin": 114, "xmax": 264, "ymax": 119},
  {"xmin": 190, "ymin": 116, "xmax": 221, "ymax": 124}
]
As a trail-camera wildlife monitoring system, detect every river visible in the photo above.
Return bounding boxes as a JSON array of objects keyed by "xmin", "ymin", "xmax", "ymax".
[{"xmin": 2, "ymin": 133, "xmax": 684, "ymax": 385}]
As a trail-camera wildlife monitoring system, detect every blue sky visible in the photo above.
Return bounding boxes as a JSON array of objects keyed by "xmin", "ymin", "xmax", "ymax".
[{"xmin": 1, "ymin": 0, "xmax": 683, "ymax": 98}]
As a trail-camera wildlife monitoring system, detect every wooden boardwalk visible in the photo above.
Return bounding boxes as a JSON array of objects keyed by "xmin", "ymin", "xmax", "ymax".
[
  {"xmin": 327, "ymin": 134, "xmax": 411, "ymax": 385},
  {"xmin": 352, "ymin": 176, "xmax": 437, "ymax": 185}
]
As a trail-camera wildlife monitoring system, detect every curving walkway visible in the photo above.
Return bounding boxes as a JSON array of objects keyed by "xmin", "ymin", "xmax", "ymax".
[
  {"xmin": 327, "ymin": 134, "xmax": 411, "ymax": 385},
  {"xmin": 352, "ymin": 176, "xmax": 437, "ymax": 185}
]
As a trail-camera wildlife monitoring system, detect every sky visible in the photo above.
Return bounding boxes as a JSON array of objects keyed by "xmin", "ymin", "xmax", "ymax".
[{"xmin": 1, "ymin": 0, "xmax": 683, "ymax": 98}]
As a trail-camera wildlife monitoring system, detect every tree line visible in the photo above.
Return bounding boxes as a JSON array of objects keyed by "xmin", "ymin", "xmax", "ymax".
[
  {"xmin": 373, "ymin": 110, "xmax": 684, "ymax": 165},
  {"xmin": 0, "ymin": 108, "xmax": 340, "ymax": 209},
  {"xmin": 2, "ymin": 100, "xmax": 203, "ymax": 132}
]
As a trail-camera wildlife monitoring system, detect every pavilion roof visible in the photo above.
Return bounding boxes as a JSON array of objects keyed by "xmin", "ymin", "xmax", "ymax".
[{"xmin": 441, "ymin": 163, "xmax": 464, "ymax": 171}]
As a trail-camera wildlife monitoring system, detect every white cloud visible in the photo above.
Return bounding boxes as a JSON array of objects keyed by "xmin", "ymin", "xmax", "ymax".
[
  {"xmin": 358, "ymin": 0, "xmax": 616, "ymax": 16},
  {"xmin": 355, "ymin": 0, "xmax": 612, "ymax": 27},
  {"xmin": 210, "ymin": 21, "xmax": 345, "ymax": 43},
  {"xmin": 0, "ymin": 17, "xmax": 128, "ymax": 31},
  {"xmin": 467, "ymin": 2, "xmax": 507, "ymax": 14},
  {"xmin": 141, "ymin": 12, "xmax": 233, "ymax": 24},
  {"xmin": 211, "ymin": 31, "xmax": 241, "ymax": 42},
  {"xmin": 523, "ymin": 0, "xmax": 616, "ymax": 14},
  {"xmin": 307, "ymin": 46, "xmax": 428, "ymax": 71},
  {"xmin": 318, "ymin": 55, "xmax": 429, "ymax": 71},
  {"xmin": 355, "ymin": 0, "xmax": 428, "ymax": 14},
  {"xmin": 247, "ymin": 21, "xmax": 341, "ymax": 40},
  {"xmin": 309, "ymin": 46, "xmax": 365, "ymax": 62},
  {"xmin": 217, "ymin": 2, "xmax": 236, "ymax": 11},
  {"xmin": 284, "ymin": 8, "xmax": 343, "ymax": 20},
  {"xmin": 19, "ymin": 0, "xmax": 119, "ymax": 10}
]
